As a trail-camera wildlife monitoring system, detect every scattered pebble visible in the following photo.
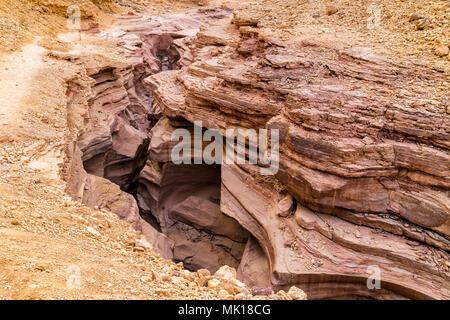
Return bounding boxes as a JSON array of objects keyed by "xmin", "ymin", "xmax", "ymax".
[
  {"xmin": 409, "ymin": 13, "xmax": 422, "ymax": 22},
  {"xmin": 326, "ymin": 6, "xmax": 338, "ymax": 16},
  {"xmin": 287, "ymin": 286, "xmax": 307, "ymax": 300},
  {"xmin": 416, "ymin": 18, "xmax": 430, "ymax": 30},
  {"xmin": 207, "ymin": 278, "xmax": 220, "ymax": 289},
  {"xmin": 434, "ymin": 45, "xmax": 449, "ymax": 57}
]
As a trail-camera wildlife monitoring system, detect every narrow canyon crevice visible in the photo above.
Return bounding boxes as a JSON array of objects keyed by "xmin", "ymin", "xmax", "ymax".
[
  {"xmin": 64, "ymin": 8, "xmax": 249, "ymax": 274},
  {"xmin": 60, "ymin": 7, "xmax": 450, "ymax": 300}
]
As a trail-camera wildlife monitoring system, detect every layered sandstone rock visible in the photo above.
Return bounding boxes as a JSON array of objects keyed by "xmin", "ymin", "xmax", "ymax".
[
  {"xmin": 60, "ymin": 6, "xmax": 448, "ymax": 299},
  {"xmin": 236, "ymin": 236, "xmax": 271, "ymax": 288},
  {"xmin": 137, "ymin": 123, "xmax": 249, "ymax": 272},
  {"xmin": 64, "ymin": 9, "xmax": 247, "ymax": 271},
  {"xmin": 144, "ymin": 12, "xmax": 450, "ymax": 299}
]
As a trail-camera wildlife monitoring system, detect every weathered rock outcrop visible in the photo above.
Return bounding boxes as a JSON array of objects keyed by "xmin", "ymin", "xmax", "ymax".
[
  {"xmin": 64, "ymin": 9, "xmax": 247, "ymax": 269},
  {"xmin": 59, "ymin": 6, "xmax": 449, "ymax": 299},
  {"xmin": 144, "ymin": 12, "xmax": 450, "ymax": 299},
  {"xmin": 237, "ymin": 236, "xmax": 271, "ymax": 288}
]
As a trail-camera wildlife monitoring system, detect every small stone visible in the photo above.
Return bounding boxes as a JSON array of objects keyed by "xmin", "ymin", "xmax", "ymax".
[
  {"xmin": 252, "ymin": 286, "xmax": 273, "ymax": 296},
  {"xmin": 170, "ymin": 276, "xmax": 185, "ymax": 285},
  {"xmin": 277, "ymin": 194, "xmax": 293, "ymax": 217},
  {"xmin": 415, "ymin": 18, "xmax": 430, "ymax": 30},
  {"xmin": 135, "ymin": 238, "xmax": 152, "ymax": 249},
  {"xmin": 208, "ymin": 278, "xmax": 220, "ymax": 289},
  {"xmin": 312, "ymin": 259, "xmax": 324, "ymax": 268},
  {"xmin": 180, "ymin": 269, "xmax": 192, "ymax": 280},
  {"xmin": 362, "ymin": 136, "xmax": 375, "ymax": 145},
  {"xmin": 409, "ymin": 13, "xmax": 421, "ymax": 22},
  {"xmin": 155, "ymin": 289, "xmax": 170, "ymax": 296},
  {"xmin": 276, "ymin": 289, "xmax": 290, "ymax": 300},
  {"xmin": 218, "ymin": 289, "xmax": 229, "ymax": 299},
  {"xmin": 214, "ymin": 265, "xmax": 236, "ymax": 281},
  {"xmin": 196, "ymin": 276, "xmax": 210, "ymax": 287},
  {"xmin": 235, "ymin": 293, "xmax": 246, "ymax": 300},
  {"xmin": 34, "ymin": 263, "xmax": 49, "ymax": 272},
  {"xmin": 133, "ymin": 246, "xmax": 145, "ymax": 252},
  {"xmin": 287, "ymin": 286, "xmax": 307, "ymax": 300},
  {"xmin": 197, "ymin": 268, "xmax": 211, "ymax": 277},
  {"xmin": 219, "ymin": 282, "xmax": 236, "ymax": 295},
  {"xmin": 161, "ymin": 274, "xmax": 171, "ymax": 282},
  {"xmin": 234, "ymin": 279, "xmax": 246, "ymax": 288},
  {"xmin": 86, "ymin": 226, "xmax": 100, "ymax": 237},
  {"xmin": 140, "ymin": 276, "xmax": 152, "ymax": 283},
  {"xmin": 434, "ymin": 45, "xmax": 449, "ymax": 57},
  {"xmin": 326, "ymin": 6, "xmax": 338, "ymax": 16},
  {"xmin": 172, "ymin": 271, "xmax": 180, "ymax": 278},
  {"xmin": 284, "ymin": 240, "xmax": 292, "ymax": 248}
]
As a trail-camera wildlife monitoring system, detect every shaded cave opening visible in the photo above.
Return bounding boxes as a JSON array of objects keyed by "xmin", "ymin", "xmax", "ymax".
[
  {"xmin": 70, "ymin": 13, "xmax": 450, "ymax": 300},
  {"xmin": 79, "ymin": 34, "xmax": 249, "ymax": 274}
]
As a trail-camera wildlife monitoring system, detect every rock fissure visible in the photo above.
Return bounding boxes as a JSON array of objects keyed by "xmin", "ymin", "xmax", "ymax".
[
  {"xmin": 65, "ymin": 8, "xmax": 250, "ymax": 275},
  {"xmin": 61, "ymin": 7, "xmax": 449, "ymax": 300}
]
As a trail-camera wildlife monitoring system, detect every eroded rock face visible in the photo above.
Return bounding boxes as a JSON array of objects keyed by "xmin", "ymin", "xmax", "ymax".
[
  {"xmin": 64, "ymin": 8, "xmax": 247, "ymax": 273},
  {"xmin": 144, "ymin": 12, "xmax": 450, "ymax": 299},
  {"xmin": 62, "ymin": 6, "xmax": 448, "ymax": 299},
  {"xmin": 237, "ymin": 236, "xmax": 271, "ymax": 288},
  {"xmin": 137, "ymin": 129, "xmax": 249, "ymax": 272}
]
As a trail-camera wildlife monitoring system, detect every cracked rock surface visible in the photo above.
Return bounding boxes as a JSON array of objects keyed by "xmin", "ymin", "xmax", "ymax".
[
  {"xmin": 143, "ymin": 11, "xmax": 449, "ymax": 299},
  {"xmin": 0, "ymin": 0, "xmax": 448, "ymax": 300}
]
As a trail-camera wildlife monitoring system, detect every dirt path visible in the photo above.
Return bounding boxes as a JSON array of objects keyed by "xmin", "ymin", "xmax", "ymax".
[
  {"xmin": 0, "ymin": 43, "xmax": 46, "ymax": 130},
  {"xmin": 0, "ymin": 40, "xmax": 169, "ymax": 298}
]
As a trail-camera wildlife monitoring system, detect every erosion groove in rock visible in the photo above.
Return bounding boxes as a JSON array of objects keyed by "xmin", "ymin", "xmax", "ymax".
[
  {"xmin": 62, "ymin": 7, "xmax": 449, "ymax": 300},
  {"xmin": 143, "ymin": 11, "xmax": 449, "ymax": 299},
  {"xmin": 64, "ymin": 8, "xmax": 248, "ymax": 271}
]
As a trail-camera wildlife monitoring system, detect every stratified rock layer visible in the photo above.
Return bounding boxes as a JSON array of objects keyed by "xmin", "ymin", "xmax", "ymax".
[
  {"xmin": 65, "ymin": 9, "xmax": 248, "ymax": 271},
  {"xmin": 145, "ymin": 12, "xmax": 450, "ymax": 299},
  {"xmin": 60, "ymin": 6, "xmax": 449, "ymax": 299}
]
